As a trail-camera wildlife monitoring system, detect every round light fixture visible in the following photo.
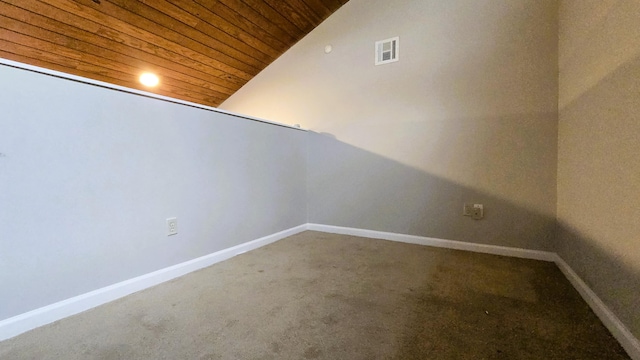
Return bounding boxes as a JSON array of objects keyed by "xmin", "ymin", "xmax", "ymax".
[{"xmin": 139, "ymin": 72, "xmax": 159, "ymax": 87}]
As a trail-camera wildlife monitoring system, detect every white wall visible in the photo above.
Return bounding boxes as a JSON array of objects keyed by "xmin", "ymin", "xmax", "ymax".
[
  {"xmin": 221, "ymin": 0, "xmax": 559, "ymax": 250},
  {"xmin": 0, "ymin": 64, "xmax": 307, "ymax": 320},
  {"xmin": 557, "ymin": 0, "xmax": 640, "ymax": 338}
]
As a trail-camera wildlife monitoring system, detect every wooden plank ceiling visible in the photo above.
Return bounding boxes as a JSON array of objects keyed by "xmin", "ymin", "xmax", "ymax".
[{"xmin": 0, "ymin": 0, "xmax": 348, "ymax": 107}]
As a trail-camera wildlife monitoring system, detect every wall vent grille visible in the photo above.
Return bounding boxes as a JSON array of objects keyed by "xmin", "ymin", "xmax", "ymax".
[{"xmin": 375, "ymin": 37, "xmax": 399, "ymax": 65}]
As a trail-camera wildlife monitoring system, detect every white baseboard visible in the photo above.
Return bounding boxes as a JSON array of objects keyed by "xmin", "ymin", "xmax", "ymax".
[
  {"xmin": 0, "ymin": 224, "xmax": 307, "ymax": 342},
  {"xmin": 554, "ymin": 255, "xmax": 640, "ymax": 360},
  {"xmin": 306, "ymin": 223, "xmax": 557, "ymax": 261},
  {"xmin": 2, "ymin": 223, "xmax": 638, "ymax": 360},
  {"xmin": 306, "ymin": 223, "xmax": 639, "ymax": 360}
]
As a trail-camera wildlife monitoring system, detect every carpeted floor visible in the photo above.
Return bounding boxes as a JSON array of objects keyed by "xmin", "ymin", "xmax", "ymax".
[{"xmin": 0, "ymin": 231, "xmax": 630, "ymax": 359}]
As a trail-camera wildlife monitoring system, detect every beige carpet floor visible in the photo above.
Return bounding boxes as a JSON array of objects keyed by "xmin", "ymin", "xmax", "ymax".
[{"xmin": 0, "ymin": 231, "xmax": 630, "ymax": 359}]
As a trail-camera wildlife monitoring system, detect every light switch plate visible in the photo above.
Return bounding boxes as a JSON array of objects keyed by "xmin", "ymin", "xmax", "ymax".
[{"xmin": 463, "ymin": 203, "xmax": 474, "ymax": 216}]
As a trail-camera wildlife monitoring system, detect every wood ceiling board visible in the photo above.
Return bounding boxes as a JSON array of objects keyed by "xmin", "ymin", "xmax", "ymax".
[
  {"xmin": 191, "ymin": 0, "xmax": 289, "ymax": 54},
  {"xmin": 239, "ymin": 0, "xmax": 303, "ymax": 38},
  {"xmin": 2, "ymin": 1, "xmax": 239, "ymax": 94},
  {"xmin": 1, "ymin": 42, "xmax": 225, "ymax": 106},
  {"xmin": 46, "ymin": 0, "xmax": 249, "ymax": 84},
  {"xmin": 213, "ymin": 0, "xmax": 298, "ymax": 45},
  {"xmin": 297, "ymin": 0, "xmax": 332, "ymax": 18},
  {"xmin": 1, "ymin": 0, "xmax": 258, "ymax": 85},
  {"xmin": 1, "ymin": 21, "xmax": 228, "ymax": 107},
  {"xmin": 151, "ymin": 0, "xmax": 281, "ymax": 59},
  {"xmin": 49, "ymin": 0, "xmax": 257, "ymax": 79},
  {"xmin": 1, "ymin": 28, "xmax": 83, "ymax": 61},
  {"xmin": 105, "ymin": 0, "xmax": 268, "ymax": 69},
  {"xmin": 273, "ymin": 0, "xmax": 323, "ymax": 30},
  {"xmin": 0, "ymin": 39, "xmax": 82, "ymax": 68},
  {"xmin": 0, "ymin": 0, "xmax": 349, "ymax": 108}
]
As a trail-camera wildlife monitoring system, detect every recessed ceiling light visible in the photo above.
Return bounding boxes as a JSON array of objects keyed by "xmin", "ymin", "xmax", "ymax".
[{"xmin": 139, "ymin": 72, "xmax": 159, "ymax": 87}]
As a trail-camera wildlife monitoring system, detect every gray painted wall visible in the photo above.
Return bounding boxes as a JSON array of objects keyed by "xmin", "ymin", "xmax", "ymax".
[
  {"xmin": 221, "ymin": 0, "xmax": 559, "ymax": 250},
  {"xmin": 557, "ymin": 0, "xmax": 640, "ymax": 338},
  {"xmin": 0, "ymin": 65, "xmax": 307, "ymax": 320}
]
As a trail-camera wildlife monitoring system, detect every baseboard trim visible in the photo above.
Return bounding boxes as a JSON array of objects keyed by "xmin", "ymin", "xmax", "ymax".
[
  {"xmin": 554, "ymin": 255, "xmax": 640, "ymax": 360},
  {"xmin": 306, "ymin": 223, "xmax": 639, "ymax": 360},
  {"xmin": 0, "ymin": 224, "xmax": 307, "ymax": 342},
  {"xmin": 3, "ymin": 223, "xmax": 638, "ymax": 359},
  {"xmin": 306, "ymin": 223, "xmax": 557, "ymax": 261}
]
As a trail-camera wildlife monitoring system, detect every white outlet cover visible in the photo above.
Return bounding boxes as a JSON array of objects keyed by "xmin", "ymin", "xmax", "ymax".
[{"xmin": 167, "ymin": 218, "xmax": 178, "ymax": 236}]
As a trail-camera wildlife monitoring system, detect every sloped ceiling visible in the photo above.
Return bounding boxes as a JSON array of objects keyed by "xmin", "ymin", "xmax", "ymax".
[{"xmin": 0, "ymin": 0, "xmax": 348, "ymax": 107}]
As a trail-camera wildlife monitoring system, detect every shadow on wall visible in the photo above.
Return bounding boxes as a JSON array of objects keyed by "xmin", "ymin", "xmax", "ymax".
[
  {"xmin": 556, "ymin": 52, "xmax": 640, "ymax": 341},
  {"xmin": 390, "ymin": 242, "xmax": 631, "ymax": 359},
  {"xmin": 306, "ymin": 131, "xmax": 640, "ymax": 340},
  {"xmin": 307, "ymin": 131, "xmax": 556, "ymax": 251},
  {"xmin": 556, "ymin": 223, "xmax": 640, "ymax": 339}
]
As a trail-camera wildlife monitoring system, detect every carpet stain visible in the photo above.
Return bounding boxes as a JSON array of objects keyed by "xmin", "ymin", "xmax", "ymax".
[
  {"xmin": 95, "ymin": 344, "xmax": 133, "ymax": 360},
  {"xmin": 136, "ymin": 314, "xmax": 170, "ymax": 335},
  {"xmin": 303, "ymin": 346, "xmax": 322, "ymax": 359},
  {"xmin": 321, "ymin": 314, "xmax": 339, "ymax": 325},
  {"xmin": 266, "ymin": 305, "xmax": 284, "ymax": 317},
  {"xmin": 270, "ymin": 342, "xmax": 281, "ymax": 353},
  {"xmin": 224, "ymin": 319, "xmax": 239, "ymax": 328},
  {"xmin": 198, "ymin": 353, "xmax": 221, "ymax": 360}
]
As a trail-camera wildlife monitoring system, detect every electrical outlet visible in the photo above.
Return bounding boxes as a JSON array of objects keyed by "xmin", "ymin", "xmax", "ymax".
[
  {"xmin": 472, "ymin": 204, "xmax": 484, "ymax": 220},
  {"xmin": 463, "ymin": 203, "xmax": 474, "ymax": 216},
  {"xmin": 167, "ymin": 218, "xmax": 178, "ymax": 236}
]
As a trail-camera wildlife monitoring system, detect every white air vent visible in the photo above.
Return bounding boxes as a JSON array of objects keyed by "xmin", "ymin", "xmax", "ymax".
[{"xmin": 375, "ymin": 37, "xmax": 399, "ymax": 65}]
